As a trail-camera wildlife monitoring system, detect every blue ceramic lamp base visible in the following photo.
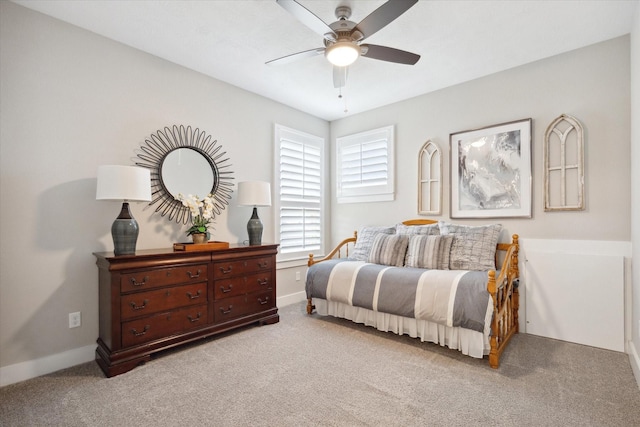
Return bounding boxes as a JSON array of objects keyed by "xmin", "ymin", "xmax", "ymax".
[
  {"xmin": 247, "ymin": 206, "xmax": 263, "ymax": 246},
  {"xmin": 112, "ymin": 202, "xmax": 139, "ymax": 255}
]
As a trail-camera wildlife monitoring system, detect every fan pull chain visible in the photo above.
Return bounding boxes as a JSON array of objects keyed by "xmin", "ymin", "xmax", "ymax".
[{"xmin": 338, "ymin": 87, "xmax": 348, "ymax": 113}]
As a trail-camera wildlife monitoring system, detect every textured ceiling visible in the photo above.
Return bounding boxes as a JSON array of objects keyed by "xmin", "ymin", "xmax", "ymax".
[{"xmin": 13, "ymin": 0, "xmax": 638, "ymax": 121}]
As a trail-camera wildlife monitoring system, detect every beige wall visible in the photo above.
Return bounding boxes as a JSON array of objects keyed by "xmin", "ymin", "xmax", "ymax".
[
  {"xmin": 0, "ymin": 2, "xmax": 328, "ymax": 374},
  {"xmin": 329, "ymin": 36, "xmax": 630, "ymax": 243}
]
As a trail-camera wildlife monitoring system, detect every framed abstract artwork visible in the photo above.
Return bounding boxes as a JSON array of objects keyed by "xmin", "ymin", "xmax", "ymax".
[{"xmin": 450, "ymin": 118, "xmax": 532, "ymax": 218}]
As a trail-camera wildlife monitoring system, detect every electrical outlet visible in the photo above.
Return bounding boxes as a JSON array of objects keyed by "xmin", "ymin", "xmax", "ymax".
[
  {"xmin": 69, "ymin": 312, "xmax": 81, "ymax": 328},
  {"xmin": 295, "ymin": 271, "xmax": 301, "ymax": 281}
]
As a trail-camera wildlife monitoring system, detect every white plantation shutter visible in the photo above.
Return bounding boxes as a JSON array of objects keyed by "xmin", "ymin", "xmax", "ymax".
[
  {"xmin": 337, "ymin": 125, "xmax": 395, "ymax": 203},
  {"xmin": 275, "ymin": 125, "xmax": 324, "ymax": 260}
]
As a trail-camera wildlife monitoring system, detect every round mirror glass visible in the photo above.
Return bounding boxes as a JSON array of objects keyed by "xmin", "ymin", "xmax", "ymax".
[{"xmin": 161, "ymin": 148, "xmax": 215, "ymax": 198}]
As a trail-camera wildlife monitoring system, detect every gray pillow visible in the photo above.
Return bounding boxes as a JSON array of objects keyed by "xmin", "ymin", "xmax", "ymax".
[
  {"xmin": 351, "ymin": 226, "xmax": 396, "ymax": 261},
  {"xmin": 438, "ymin": 222, "xmax": 502, "ymax": 271},
  {"xmin": 367, "ymin": 234, "xmax": 410, "ymax": 267},
  {"xmin": 395, "ymin": 223, "xmax": 440, "ymax": 236},
  {"xmin": 405, "ymin": 235, "xmax": 454, "ymax": 270}
]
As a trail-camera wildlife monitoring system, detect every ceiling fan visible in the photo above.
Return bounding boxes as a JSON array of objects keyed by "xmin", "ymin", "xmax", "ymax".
[{"xmin": 267, "ymin": 0, "xmax": 421, "ymax": 89}]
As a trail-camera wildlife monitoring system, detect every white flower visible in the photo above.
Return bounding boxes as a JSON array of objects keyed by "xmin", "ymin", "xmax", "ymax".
[{"xmin": 175, "ymin": 193, "xmax": 216, "ymax": 236}]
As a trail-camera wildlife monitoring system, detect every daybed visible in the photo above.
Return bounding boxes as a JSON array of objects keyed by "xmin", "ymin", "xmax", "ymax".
[{"xmin": 306, "ymin": 219, "xmax": 519, "ymax": 368}]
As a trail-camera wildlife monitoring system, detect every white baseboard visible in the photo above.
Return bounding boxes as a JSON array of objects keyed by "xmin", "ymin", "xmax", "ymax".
[
  {"xmin": 277, "ymin": 290, "xmax": 307, "ymax": 307},
  {"xmin": 628, "ymin": 340, "xmax": 640, "ymax": 390},
  {"xmin": 0, "ymin": 344, "xmax": 95, "ymax": 387}
]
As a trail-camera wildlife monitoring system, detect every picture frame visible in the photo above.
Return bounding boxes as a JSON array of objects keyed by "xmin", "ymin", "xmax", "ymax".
[{"xmin": 450, "ymin": 118, "xmax": 532, "ymax": 218}]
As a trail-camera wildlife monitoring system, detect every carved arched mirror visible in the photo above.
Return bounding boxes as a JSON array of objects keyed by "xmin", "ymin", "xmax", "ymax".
[{"xmin": 135, "ymin": 125, "xmax": 234, "ymax": 223}]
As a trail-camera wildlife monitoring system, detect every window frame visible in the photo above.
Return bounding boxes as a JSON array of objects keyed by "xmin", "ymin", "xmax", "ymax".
[
  {"xmin": 336, "ymin": 125, "xmax": 395, "ymax": 204},
  {"xmin": 274, "ymin": 124, "xmax": 325, "ymax": 264},
  {"xmin": 418, "ymin": 140, "xmax": 442, "ymax": 215}
]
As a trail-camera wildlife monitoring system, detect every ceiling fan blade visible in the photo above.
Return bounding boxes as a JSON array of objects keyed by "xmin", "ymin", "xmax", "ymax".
[
  {"xmin": 361, "ymin": 44, "xmax": 420, "ymax": 65},
  {"xmin": 333, "ymin": 66, "xmax": 348, "ymax": 88},
  {"xmin": 276, "ymin": 0, "xmax": 337, "ymax": 41},
  {"xmin": 266, "ymin": 47, "xmax": 325, "ymax": 65},
  {"xmin": 354, "ymin": 0, "xmax": 418, "ymax": 40}
]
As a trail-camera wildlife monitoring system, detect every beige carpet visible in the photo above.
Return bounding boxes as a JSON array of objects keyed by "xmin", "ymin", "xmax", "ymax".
[{"xmin": 1, "ymin": 302, "xmax": 639, "ymax": 426}]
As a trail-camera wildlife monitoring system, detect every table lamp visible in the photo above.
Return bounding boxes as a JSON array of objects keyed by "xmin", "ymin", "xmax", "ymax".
[
  {"xmin": 237, "ymin": 181, "xmax": 271, "ymax": 246},
  {"xmin": 96, "ymin": 165, "xmax": 152, "ymax": 255}
]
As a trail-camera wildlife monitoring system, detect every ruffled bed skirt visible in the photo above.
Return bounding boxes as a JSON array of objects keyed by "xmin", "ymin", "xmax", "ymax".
[{"xmin": 313, "ymin": 299, "xmax": 491, "ymax": 359}]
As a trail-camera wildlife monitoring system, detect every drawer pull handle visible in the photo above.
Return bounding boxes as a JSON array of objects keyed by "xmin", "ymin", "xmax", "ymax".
[
  {"xmin": 221, "ymin": 284, "xmax": 233, "ymax": 293},
  {"xmin": 257, "ymin": 278, "xmax": 269, "ymax": 286},
  {"xmin": 187, "ymin": 312, "xmax": 202, "ymax": 323},
  {"xmin": 130, "ymin": 276, "xmax": 149, "ymax": 287},
  {"xmin": 219, "ymin": 266, "xmax": 233, "ymax": 274},
  {"xmin": 220, "ymin": 305, "xmax": 233, "ymax": 315},
  {"xmin": 258, "ymin": 297, "xmax": 270, "ymax": 305},
  {"xmin": 130, "ymin": 299, "xmax": 149, "ymax": 310},
  {"xmin": 186, "ymin": 290, "xmax": 202, "ymax": 300},
  {"xmin": 131, "ymin": 325, "xmax": 150, "ymax": 336},
  {"xmin": 258, "ymin": 261, "xmax": 268, "ymax": 269},
  {"xmin": 187, "ymin": 269, "xmax": 202, "ymax": 279}
]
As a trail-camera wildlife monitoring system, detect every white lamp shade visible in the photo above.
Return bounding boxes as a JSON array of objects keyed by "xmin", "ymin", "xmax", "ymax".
[
  {"xmin": 96, "ymin": 165, "xmax": 152, "ymax": 201},
  {"xmin": 237, "ymin": 181, "xmax": 271, "ymax": 207},
  {"xmin": 325, "ymin": 42, "xmax": 360, "ymax": 67}
]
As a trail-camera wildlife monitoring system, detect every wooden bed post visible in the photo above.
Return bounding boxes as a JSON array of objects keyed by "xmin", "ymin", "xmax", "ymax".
[
  {"xmin": 511, "ymin": 235, "xmax": 520, "ymax": 334},
  {"xmin": 306, "ymin": 298, "xmax": 315, "ymax": 314},
  {"xmin": 487, "ymin": 270, "xmax": 500, "ymax": 368},
  {"xmin": 488, "ymin": 234, "xmax": 520, "ymax": 369}
]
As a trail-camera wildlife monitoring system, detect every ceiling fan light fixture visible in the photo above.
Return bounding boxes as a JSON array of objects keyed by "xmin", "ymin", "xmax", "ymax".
[{"xmin": 325, "ymin": 41, "xmax": 359, "ymax": 67}]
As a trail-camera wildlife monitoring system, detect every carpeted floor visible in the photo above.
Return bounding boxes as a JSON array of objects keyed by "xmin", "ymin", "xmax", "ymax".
[{"xmin": 1, "ymin": 302, "xmax": 639, "ymax": 426}]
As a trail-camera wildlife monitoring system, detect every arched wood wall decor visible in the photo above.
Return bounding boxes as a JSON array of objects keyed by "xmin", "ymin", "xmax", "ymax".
[
  {"xmin": 135, "ymin": 125, "xmax": 234, "ymax": 224},
  {"xmin": 543, "ymin": 114, "xmax": 585, "ymax": 211},
  {"xmin": 418, "ymin": 140, "xmax": 442, "ymax": 215}
]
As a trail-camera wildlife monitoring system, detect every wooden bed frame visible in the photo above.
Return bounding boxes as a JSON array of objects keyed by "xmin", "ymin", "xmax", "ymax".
[{"xmin": 307, "ymin": 219, "xmax": 520, "ymax": 369}]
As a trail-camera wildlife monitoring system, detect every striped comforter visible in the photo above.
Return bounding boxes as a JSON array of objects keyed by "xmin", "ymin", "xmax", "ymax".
[{"xmin": 305, "ymin": 259, "xmax": 491, "ymax": 332}]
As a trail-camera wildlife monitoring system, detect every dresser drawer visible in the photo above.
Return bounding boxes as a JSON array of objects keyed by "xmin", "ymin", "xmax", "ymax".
[
  {"xmin": 120, "ymin": 264, "xmax": 208, "ymax": 293},
  {"xmin": 120, "ymin": 282, "xmax": 207, "ymax": 320},
  {"xmin": 214, "ymin": 277, "xmax": 246, "ymax": 300},
  {"xmin": 245, "ymin": 272, "xmax": 273, "ymax": 294},
  {"xmin": 246, "ymin": 289, "xmax": 276, "ymax": 312},
  {"xmin": 121, "ymin": 304, "xmax": 208, "ymax": 347},
  {"xmin": 213, "ymin": 256, "xmax": 272, "ymax": 279},
  {"xmin": 214, "ymin": 294, "xmax": 252, "ymax": 323}
]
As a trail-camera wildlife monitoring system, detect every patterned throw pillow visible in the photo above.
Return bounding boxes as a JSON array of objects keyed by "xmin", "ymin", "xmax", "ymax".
[
  {"xmin": 438, "ymin": 222, "xmax": 502, "ymax": 271},
  {"xmin": 405, "ymin": 235, "xmax": 454, "ymax": 270},
  {"xmin": 351, "ymin": 226, "xmax": 396, "ymax": 261},
  {"xmin": 395, "ymin": 223, "xmax": 440, "ymax": 236},
  {"xmin": 367, "ymin": 234, "xmax": 410, "ymax": 267}
]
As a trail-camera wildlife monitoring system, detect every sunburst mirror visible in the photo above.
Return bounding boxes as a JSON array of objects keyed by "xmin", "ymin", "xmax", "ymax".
[{"xmin": 135, "ymin": 125, "xmax": 234, "ymax": 224}]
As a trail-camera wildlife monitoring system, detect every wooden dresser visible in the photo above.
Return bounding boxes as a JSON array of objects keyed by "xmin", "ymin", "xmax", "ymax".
[{"xmin": 93, "ymin": 244, "xmax": 279, "ymax": 377}]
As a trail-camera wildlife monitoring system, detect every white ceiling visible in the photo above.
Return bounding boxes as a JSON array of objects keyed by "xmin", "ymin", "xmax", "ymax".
[{"xmin": 13, "ymin": 0, "xmax": 638, "ymax": 121}]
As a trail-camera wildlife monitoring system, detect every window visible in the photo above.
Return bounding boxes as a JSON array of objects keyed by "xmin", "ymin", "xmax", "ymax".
[
  {"xmin": 274, "ymin": 124, "xmax": 325, "ymax": 262},
  {"xmin": 336, "ymin": 125, "xmax": 394, "ymax": 203}
]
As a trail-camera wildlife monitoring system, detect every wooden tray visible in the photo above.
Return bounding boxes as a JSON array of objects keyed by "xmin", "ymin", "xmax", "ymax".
[{"xmin": 173, "ymin": 241, "xmax": 230, "ymax": 252}]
